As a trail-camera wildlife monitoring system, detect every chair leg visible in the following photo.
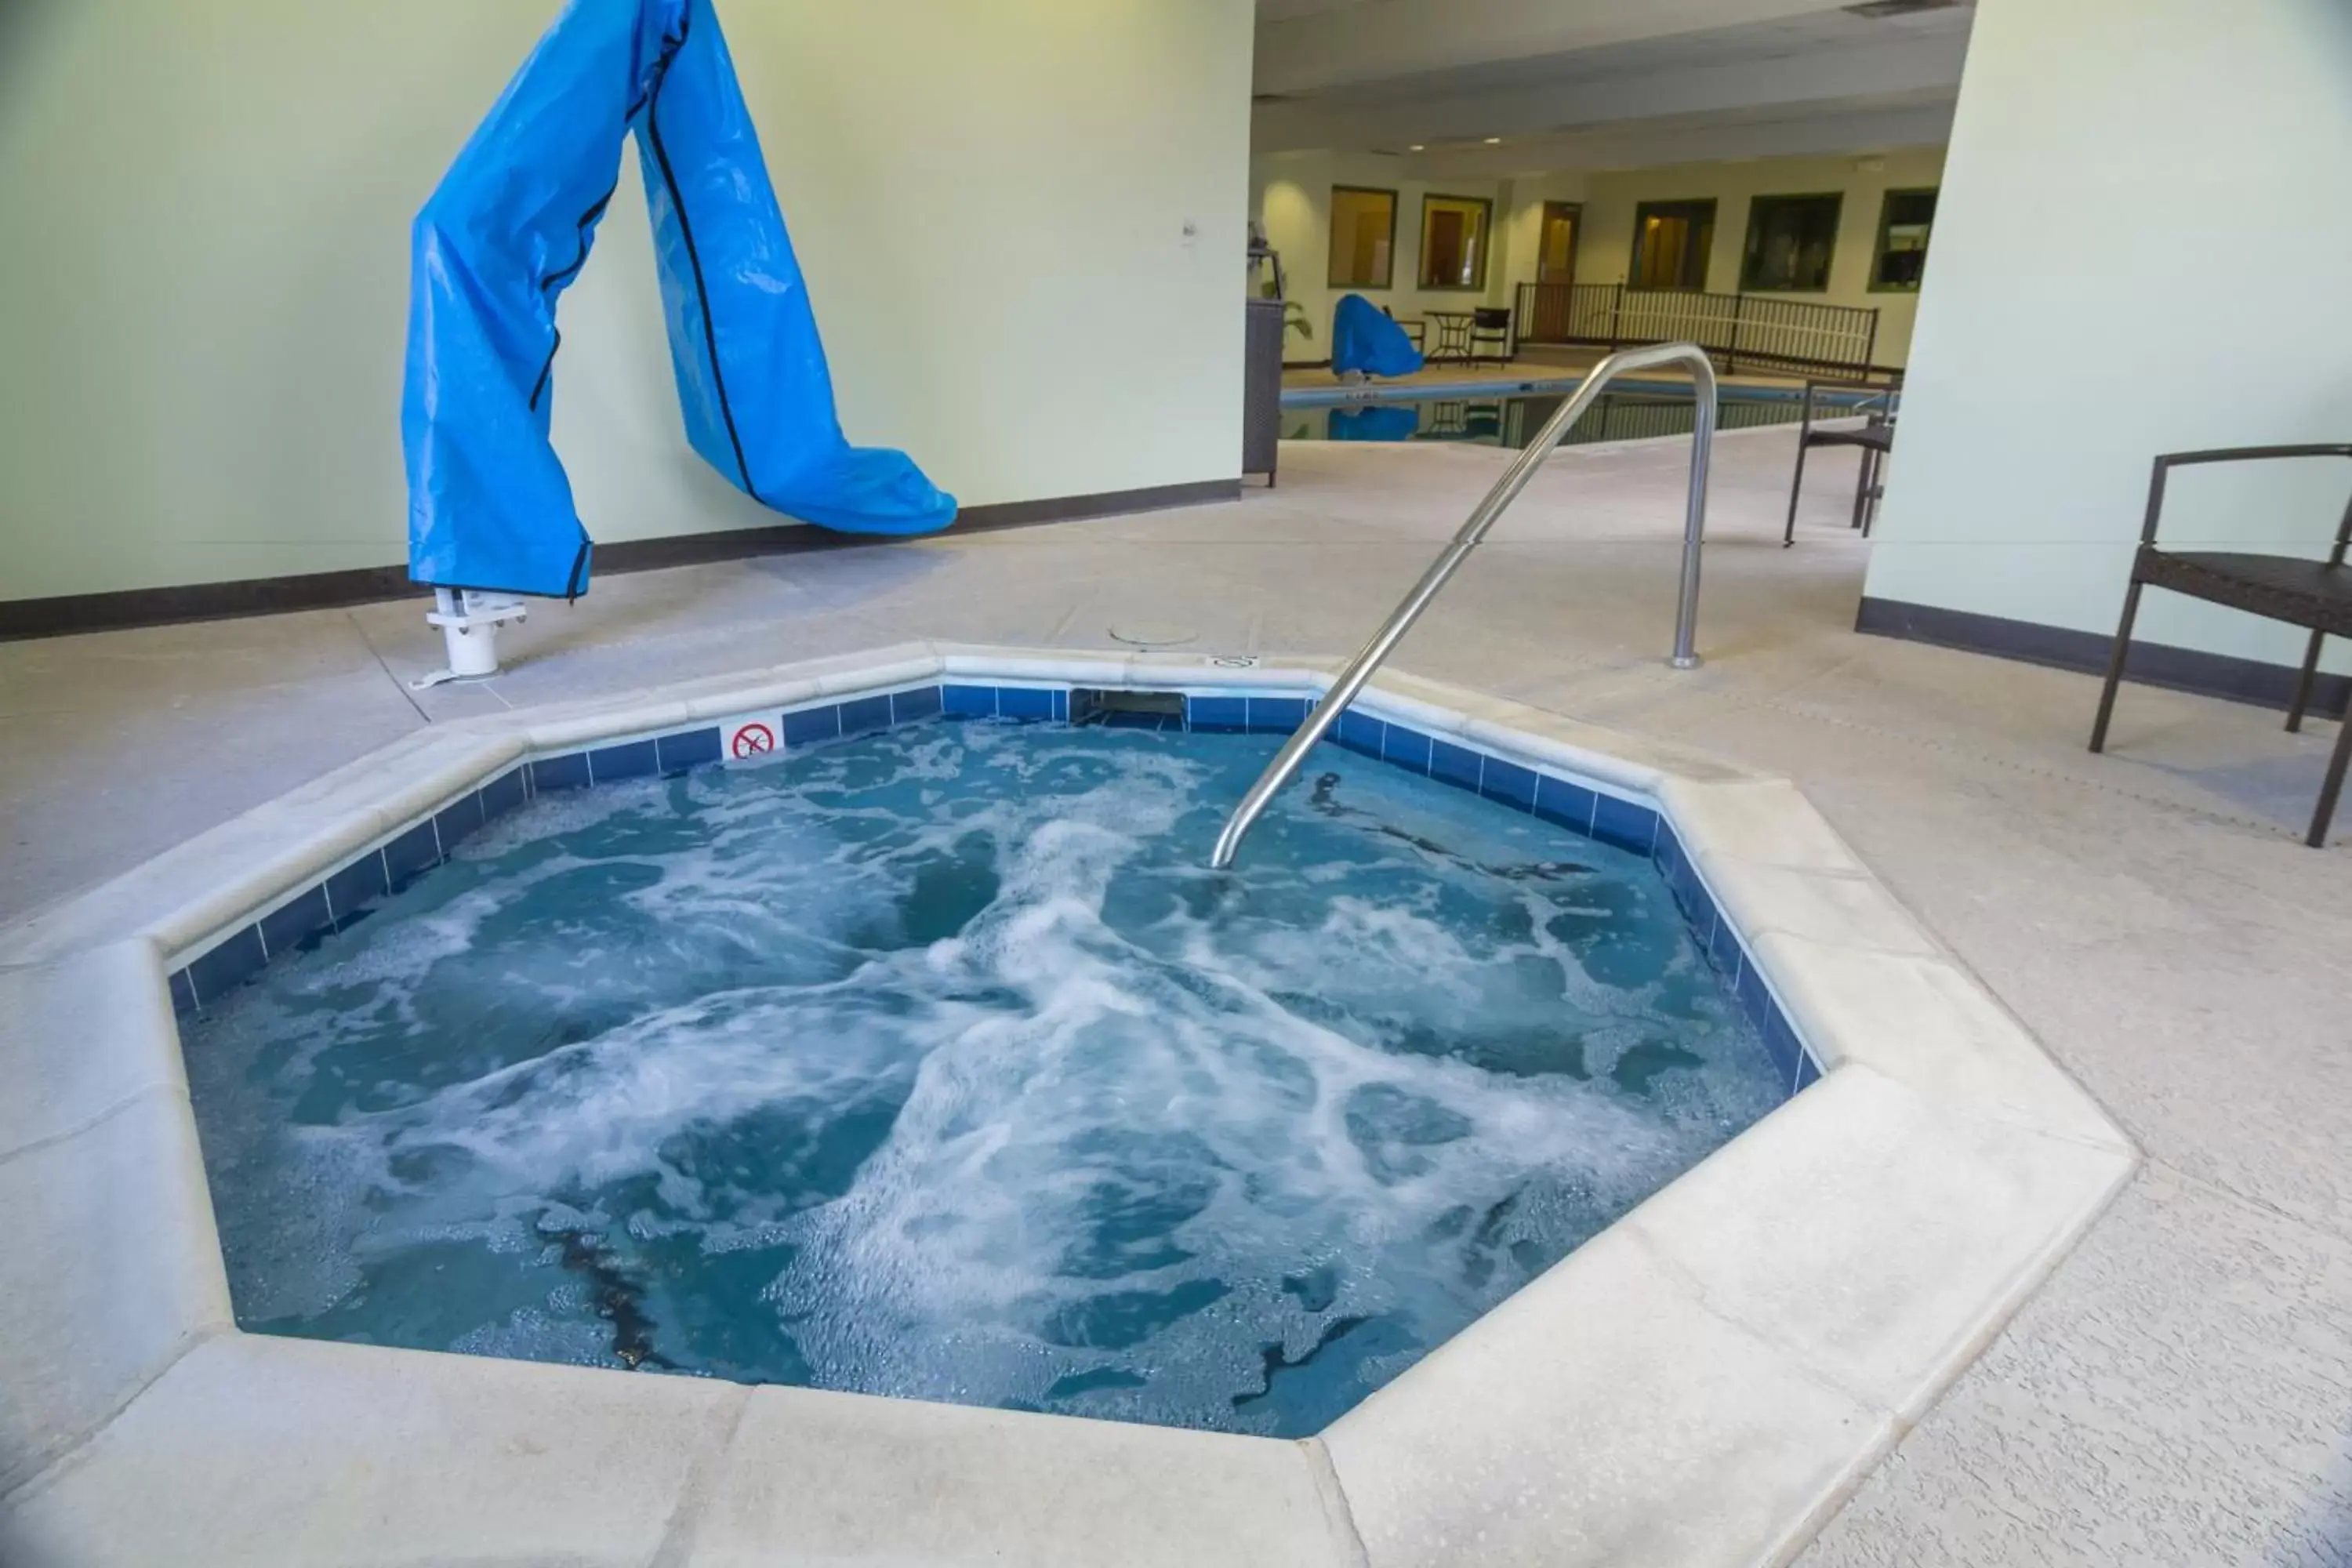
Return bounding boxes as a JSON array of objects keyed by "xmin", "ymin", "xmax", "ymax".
[
  {"xmin": 1849, "ymin": 448, "xmax": 1873, "ymax": 532},
  {"xmin": 1784, "ymin": 443, "xmax": 1811, "ymax": 548},
  {"xmin": 2309, "ymin": 700, "xmax": 2352, "ymax": 848},
  {"xmin": 2089, "ymin": 580, "xmax": 2146, "ymax": 754},
  {"xmin": 1860, "ymin": 448, "xmax": 1882, "ymax": 538},
  {"xmin": 2286, "ymin": 630, "xmax": 2325, "ymax": 733}
]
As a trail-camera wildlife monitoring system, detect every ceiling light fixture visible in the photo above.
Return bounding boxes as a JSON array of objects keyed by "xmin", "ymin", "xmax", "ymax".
[
  {"xmin": 1483, "ymin": 136, "xmax": 1503, "ymax": 144},
  {"xmin": 1408, "ymin": 143, "xmax": 1425, "ymax": 151}
]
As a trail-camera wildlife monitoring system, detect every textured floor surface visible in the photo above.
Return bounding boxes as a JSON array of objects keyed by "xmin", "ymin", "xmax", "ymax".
[{"xmin": 5, "ymin": 427, "xmax": 2347, "ymax": 1566}]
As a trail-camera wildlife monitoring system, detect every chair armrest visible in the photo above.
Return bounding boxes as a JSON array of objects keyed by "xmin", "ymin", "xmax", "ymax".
[
  {"xmin": 2155, "ymin": 444, "xmax": 2352, "ymax": 470},
  {"xmin": 1798, "ymin": 376, "xmax": 1897, "ymax": 432},
  {"xmin": 2140, "ymin": 445, "xmax": 2352, "ymax": 546}
]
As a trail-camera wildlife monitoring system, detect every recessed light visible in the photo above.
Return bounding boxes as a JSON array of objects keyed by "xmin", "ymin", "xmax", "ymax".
[
  {"xmin": 1408, "ymin": 143, "xmax": 1425, "ymax": 151},
  {"xmin": 1483, "ymin": 136, "xmax": 1503, "ymax": 144}
]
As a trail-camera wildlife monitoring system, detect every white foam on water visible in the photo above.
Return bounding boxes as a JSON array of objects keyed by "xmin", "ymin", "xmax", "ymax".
[{"xmin": 183, "ymin": 721, "xmax": 1782, "ymax": 1430}]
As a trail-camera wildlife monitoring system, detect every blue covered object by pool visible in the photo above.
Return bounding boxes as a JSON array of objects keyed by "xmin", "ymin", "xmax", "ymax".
[
  {"xmin": 402, "ymin": 0, "xmax": 956, "ymax": 602},
  {"xmin": 1330, "ymin": 293, "xmax": 1425, "ymax": 379},
  {"xmin": 1327, "ymin": 405, "xmax": 1422, "ymax": 442}
]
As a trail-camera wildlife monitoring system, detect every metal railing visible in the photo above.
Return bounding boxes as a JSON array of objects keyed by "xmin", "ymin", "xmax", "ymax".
[
  {"xmin": 1208, "ymin": 341, "xmax": 1719, "ymax": 869},
  {"xmin": 1513, "ymin": 282, "xmax": 1879, "ymax": 379}
]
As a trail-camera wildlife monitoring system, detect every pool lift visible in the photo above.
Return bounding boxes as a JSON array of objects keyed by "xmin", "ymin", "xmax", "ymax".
[
  {"xmin": 402, "ymin": 0, "xmax": 956, "ymax": 685},
  {"xmin": 416, "ymin": 590, "xmax": 530, "ymax": 688},
  {"xmin": 1208, "ymin": 339, "xmax": 1721, "ymax": 869}
]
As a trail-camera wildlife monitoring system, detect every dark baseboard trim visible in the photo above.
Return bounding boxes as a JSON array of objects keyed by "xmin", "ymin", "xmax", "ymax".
[
  {"xmin": 956, "ymin": 477, "xmax": 1237, "ymax": 535},
  {"xmin": 1855, "ymin": 595, "xmax": 2351, "ymax": 718},
  {"xmin": 0, "ymin": 565, "xmax": 419, "ymax": 641},
  {"xmin": 0, "ymin": 477, "xmax": 1242, "ymax": 642}
]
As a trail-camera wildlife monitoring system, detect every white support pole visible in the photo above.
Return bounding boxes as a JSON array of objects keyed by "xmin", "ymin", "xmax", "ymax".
[{"xmin": 416, "ymin": 588, "xmax": 529, "ymax": 688}]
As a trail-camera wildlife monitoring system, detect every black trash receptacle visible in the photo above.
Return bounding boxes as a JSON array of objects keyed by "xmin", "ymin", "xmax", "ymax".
[{"xmin": 1243, "ymin": 297, "xmax": 1283, "ymax": 485}]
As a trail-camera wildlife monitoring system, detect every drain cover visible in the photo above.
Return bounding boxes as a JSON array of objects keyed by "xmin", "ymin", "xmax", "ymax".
[{"xmin": 1107, "ymin": 622, "xmax": 1197, "ymax": 648}]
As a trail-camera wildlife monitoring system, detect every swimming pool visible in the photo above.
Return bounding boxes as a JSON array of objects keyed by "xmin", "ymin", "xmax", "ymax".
[
  {"xmin": 183, "ymin": 711, "xmax": 1784, "ymax": 1437},
  {"xmin": 1285, "ymin": 388, "xmax": 1829, "ymax": 448}
]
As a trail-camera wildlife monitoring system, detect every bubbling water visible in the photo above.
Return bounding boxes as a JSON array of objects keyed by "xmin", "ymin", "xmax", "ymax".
[{"xmin": 183, "ymin": 720, "xmax": 1781, "ymax": 1436}]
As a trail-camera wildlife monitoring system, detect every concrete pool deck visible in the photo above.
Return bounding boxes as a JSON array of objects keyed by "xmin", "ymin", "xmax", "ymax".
[
  {"xmin": 2, "ymin": 426, "xmax": 2349, "ymax": 1564},
  {"xmin": 0, "ymin": 638, "xmax": 2132, "ymax": 1566}
]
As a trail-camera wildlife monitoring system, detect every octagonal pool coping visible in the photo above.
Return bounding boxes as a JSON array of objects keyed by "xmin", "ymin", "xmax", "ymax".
[{"xmin": 0, "ymin": 641, "xmax": 2136, "ymax": 1568}]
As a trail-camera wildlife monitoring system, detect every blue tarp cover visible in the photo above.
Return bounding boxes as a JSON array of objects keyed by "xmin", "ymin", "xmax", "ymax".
[
  {"xmin": 403, "ymin": 0, "xmax": 955, "ymax": 599},
  {"xmin": 1329, "ymin": 293, "xmax": 1425, "ymax": 379},
  {"xmin": 1327, "ymin": 405, "xmax": 1422, "ymax": 442}
]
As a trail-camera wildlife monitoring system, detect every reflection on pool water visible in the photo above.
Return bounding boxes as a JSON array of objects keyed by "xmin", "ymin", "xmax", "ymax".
[
  {"xmin": 1287, "ymin": 389, "xmax": 1825, "ymax": 447},
  {"xmin": 184, "ymin": 720, "xmax": 1784, "ymax": 1437}
]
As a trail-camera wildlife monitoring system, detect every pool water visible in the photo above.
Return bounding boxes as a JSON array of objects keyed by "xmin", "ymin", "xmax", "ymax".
[
  {"xmin": 1286, "ymin": 388, "xmax": 1821, "ymax": 447},
  {"xmin": 183, "ymin": 719, "xmax": 1784, "ymax": 1436}
]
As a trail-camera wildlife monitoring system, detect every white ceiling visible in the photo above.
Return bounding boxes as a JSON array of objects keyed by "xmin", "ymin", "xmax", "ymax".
[{"xmin": 1253, "ymin": 0, "xmax": 1972, "ymax": 172}]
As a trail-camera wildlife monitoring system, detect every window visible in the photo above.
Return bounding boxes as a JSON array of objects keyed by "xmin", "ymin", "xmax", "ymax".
[
  {"xmin": 1326, "ymin": 187, "xmax": 1396, "ymax": 289},
  {"xmin": 1629, "ymin": 199, "xmax": 1715, "ymax": 291},
  {"xmin": 1740, "ymin": 193, "xmax": 1842, "ymax": 292},
  {"xmin": 1537, "ymin": 201, "xmax": 1580, "ymax": 285},
  {"xmin": 1417, "ymin": 194, "xmax": 1492, "ymax": 290},
  {"xmin": 1871, "ymin": 187, "xmax": 1937, "ymax": 291}
]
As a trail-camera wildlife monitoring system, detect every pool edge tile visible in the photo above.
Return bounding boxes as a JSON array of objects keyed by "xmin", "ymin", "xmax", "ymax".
[
  {"xmin": 655, "ymin": 728, "xmax": 724, "ymax": 776},
  {"xmin": 184, "ymin": 924, "xmax": 265, "ymax": 1007}
]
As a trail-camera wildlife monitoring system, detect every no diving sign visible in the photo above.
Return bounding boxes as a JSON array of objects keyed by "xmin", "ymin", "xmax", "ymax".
[{"xmin": 722, "ymin": 717, "xmax": 778, "ymax": 760}]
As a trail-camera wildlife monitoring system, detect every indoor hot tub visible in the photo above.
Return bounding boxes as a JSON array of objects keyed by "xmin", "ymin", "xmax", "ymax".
[
  {"xmin": 0, "ymin": 644, "xmax": 2133, "ymax": 1568},
  {"xmin": 179, "ymin": 694, "xmax": 1798, "ymax": 1437}
]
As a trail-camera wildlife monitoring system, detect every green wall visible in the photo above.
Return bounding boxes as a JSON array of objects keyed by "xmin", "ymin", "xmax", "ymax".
[
  {"xmin": 0, "ymin": 0, "xmax": 1254, "ymax": 602},
  {"xmin": 1864, "ymin": 0, "xmax": 2352, "ymax": 672}
]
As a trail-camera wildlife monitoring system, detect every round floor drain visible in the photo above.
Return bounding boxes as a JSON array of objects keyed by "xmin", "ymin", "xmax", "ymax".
[{"xmin": 1107, "ymin": 622, "xmax": 1197, "ymax": 648}]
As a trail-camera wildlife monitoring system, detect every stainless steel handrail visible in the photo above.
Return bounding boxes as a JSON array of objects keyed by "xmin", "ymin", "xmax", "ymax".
[{"xmin": 1209, "ymin": 340, "xmax": 1718, "ymax": 869}]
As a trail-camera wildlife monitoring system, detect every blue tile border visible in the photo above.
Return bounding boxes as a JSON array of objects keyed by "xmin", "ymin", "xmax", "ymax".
[
  {"xmin": 996, "ymin": 686, "xmax": 1055, "ymax": 721},
  {"xmin": 323, "ymin": 852, "xmax": 387, "ymax": 932},
  {"xmin": 942, "ymin": 684, "xmax": 996, "ymax": 718},
  {"xmin": 433, "ymin": 792, "xmax": 485, "ymax": 855},
  {"xmin": 529, "ymin": 751, "xmax": 591, "ymax": 793},
  {"xmin": 1431, "ymin": 739, "xmax": 1483, "ymax": 791},
  {"xmin": 479, "ymin": 765, "xmax": 528, "ymax": 821},
  {"xmin": 1592, "ymin": 794, "xmax": 1660, "ymax": 855},
  {"xmin": 1479, "ymin": 757, "xmax": 1538, "ymax": 813},
  {"xmin": 1246, "ymin": 695, "xmax": 1308, "ymax": 734},
  {"xmin": 166, "ymin": 682, "xmax": 964, "ymax": 1014},
  {"xmin": 1294, "ymin": 702, "xmax": 1819, "ymax": 1101},
  {"xmin": 383, "ymin": 819, "xmax": 440, "ymax": 893},
  {"xmin": 257, "ymin": 885, "xmax": 332, "ymax": 959},
  {"xmin": 656, "ymin": 728, "xmax": 722, "ymax": 775},
  {"xmin": 1706, "ymin": 906, "xmax": 1744, "ymax": 977},
  {"xmin": 186, "ymin": 925, "xmax": 263, "ymax": 1008},
  {"xmin": 1186, "ymin": 695, "xmax": 1248, "ymax": 733},
  {"xmin": 782, "ymin": 705, "xmax": 842, "ymax": 746},
  {"xmin": 1381, "ymin": 725, "xmax": 1434, "ymax": 775},
  {"xmin": 1334, "ymin": 709, "xmax": 1384, "ymax": 757},
  {"xmin": 153, "ymin": 674, "xmax": 1824, "ymax": 1101},
  {"xmin": 838, "ymin": 694, "xmax": 893, "ymax": 738},
  {"xmin": 1534, "ymin": 775, "xmax": 1597, "ymax": 834},
  {"xmin": 1650, "ymin": 825, "xmax": 1820, "ymax": 1092},
  {"xmin": 588, "ymin": 738, "xmax": 659, "ymax": 784},
  {"xmin": 935, "ymin": 684, "xmax": 1313, "ymax": 737},
  {"xmin": 891, "ymin": 685, "xmax": 944, "ymax": 724}
]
